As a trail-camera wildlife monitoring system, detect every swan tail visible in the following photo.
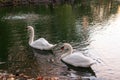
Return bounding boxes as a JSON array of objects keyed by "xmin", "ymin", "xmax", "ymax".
[{"xmin": 51, "ymin": 44, "xmax": 57, "ymax": 49}]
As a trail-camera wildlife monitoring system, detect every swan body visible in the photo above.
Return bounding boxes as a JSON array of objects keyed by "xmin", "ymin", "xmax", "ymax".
[
  {"xmin": 61, "ymin": 43, "xmax": 95, "ymax": 67},
  {"xmin": 27, "ymin": 26, "xmax": 56, "ymax": 50}
]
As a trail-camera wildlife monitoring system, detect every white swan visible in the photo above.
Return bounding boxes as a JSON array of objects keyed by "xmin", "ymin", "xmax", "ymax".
[
  {"xmin": 60, "ymin": 43, "xmax": 96, "ymax": 67},
  {"xmin": 27, "ymin": 26, "xmax": 56, "ymax": 50}
]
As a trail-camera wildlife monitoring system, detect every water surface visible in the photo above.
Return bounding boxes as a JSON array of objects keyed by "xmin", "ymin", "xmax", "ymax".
[{"xmin": 0, "ymin": 0, "xmax": 120, "ymax": 79}]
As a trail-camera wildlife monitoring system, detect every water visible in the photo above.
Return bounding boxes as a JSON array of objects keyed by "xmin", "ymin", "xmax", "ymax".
[{"xmin": 0, "ymin": 0, "xmax": 120, "ymax": 79}]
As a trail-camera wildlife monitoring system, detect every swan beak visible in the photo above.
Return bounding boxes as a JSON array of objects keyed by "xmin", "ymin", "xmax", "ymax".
[{"xmin": 61, "ymin": 46, "xmax": 64, "ymax": 50}]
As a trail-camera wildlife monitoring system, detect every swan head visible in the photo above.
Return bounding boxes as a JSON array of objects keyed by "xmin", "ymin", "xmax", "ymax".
[
  {"xmin": 61, "ymin": 43, "xmax": 73, "ymax": 53},
  {"xmin": 27, "ymin": 26, "xmax": 34, "ymax": 31},
  {"xmin": 60, "ymin": 43, "xmax": 73, "ymax": 58}
]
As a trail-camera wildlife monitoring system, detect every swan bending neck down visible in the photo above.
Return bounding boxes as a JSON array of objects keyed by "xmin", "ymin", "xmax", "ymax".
[
  {"xmin": 27, "ymin": 26, "xmax": 56, "ymax": 50},
  {"xmin": 61, "ymin": 43, "xmax": 95, "ymax": 68}
]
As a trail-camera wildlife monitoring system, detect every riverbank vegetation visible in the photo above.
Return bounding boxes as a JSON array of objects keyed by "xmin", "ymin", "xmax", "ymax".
[{"xmin": 0, "ymin": 0, "xmax": 75, "ymax": 7}]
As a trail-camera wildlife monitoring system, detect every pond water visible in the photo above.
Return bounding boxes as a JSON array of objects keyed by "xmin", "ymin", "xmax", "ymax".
[{"xmin": 0, "ymin": 0, "xmax": 120, "ymax": 80}]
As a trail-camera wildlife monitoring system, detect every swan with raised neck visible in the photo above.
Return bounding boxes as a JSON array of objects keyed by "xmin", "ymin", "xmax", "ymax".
[{"xmin": 27, "ymin": 26, "xmax": 56, "ymax": 50}]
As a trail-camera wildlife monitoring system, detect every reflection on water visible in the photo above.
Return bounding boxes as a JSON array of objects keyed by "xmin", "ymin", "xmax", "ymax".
[
  {"xmin": 0, "ymin": 0, "xmax": 120, "ymax": 79},
  {"xmin": 88, "ymin": 6, "xmax": 120, "ymax": 80}
]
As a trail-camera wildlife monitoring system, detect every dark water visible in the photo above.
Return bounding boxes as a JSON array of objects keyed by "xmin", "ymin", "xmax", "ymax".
[{"xmin": 0, "ymin": 0, "xmax": 120, "ymax": 79}]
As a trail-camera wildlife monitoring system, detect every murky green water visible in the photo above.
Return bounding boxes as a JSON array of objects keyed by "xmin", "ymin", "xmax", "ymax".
[{"xmin": 0, "ymin": 0, "xmax": 120, "ymax": 79}]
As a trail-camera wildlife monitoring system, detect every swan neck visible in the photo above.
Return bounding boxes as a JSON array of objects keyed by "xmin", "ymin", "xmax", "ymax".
[
  {"xmin": 68, "ymin": 45, "xmax": 73, "ymax": 54},
  {"xmin": 29, "ymin": 28, "xmax": 34, "ymax": 44},
  {"xmin": 61, "ymin": 52, "xmax": 70, "ymax": 58},
  {"xmin": 61, "ymin": 45, "xmax": 73, "ymax": 58}
]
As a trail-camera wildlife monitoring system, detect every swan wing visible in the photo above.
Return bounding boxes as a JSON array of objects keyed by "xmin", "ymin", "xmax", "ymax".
[
  {"xmin": 62, "ymin": 52, "xmax": 95, "ymax": 67},
  {"xmin": 30, "ymin": 38, "xmax": 55, "ymax": 50}
]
